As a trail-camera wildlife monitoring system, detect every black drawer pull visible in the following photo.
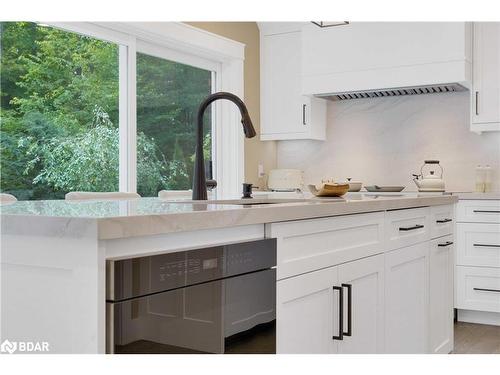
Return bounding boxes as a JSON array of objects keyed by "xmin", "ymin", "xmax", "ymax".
[
  {"xmin": 475, "ymin": 91, "xmax": 479, "ymax": 115},
  {"xmin": 302, "ymin": 104, "xmax": 307, "ymax": 125},
  {"xmin": 342, "ymin": 283, "xmax": 352, "ymax": 337},
  {"xmin": 473, "ymin": 243, "xmax": 500, "ymax": 248},
  {"xmin": 399, "ymin": 224, "xmax": 424, "ymax": 231},
  {"xmin": 473, "ymin": 287, "xmax": 500, "ymax": 293},
  {"xmin": 473, "ymin": 210, "xmax": 500, "ymax": 214},
  {"xmin": 436, "ymin": 218, "xmax": 452, "ymax": 224},
  {"xmin": 438, "ymin": 241, "xmax": 454, "ymax": 247},
  {"xmin": 332, "ymin": 286, "xmax": 343, "ymax": 341}
]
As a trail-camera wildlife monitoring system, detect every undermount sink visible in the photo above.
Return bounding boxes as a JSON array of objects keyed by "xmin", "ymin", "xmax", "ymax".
[
  {"xmin": 161, "ymin": 197, "xmax": 348, "ymax": 205},
  {"xmin": 202, "ymin": 198, "xmax": 310, "ymax": 205}
]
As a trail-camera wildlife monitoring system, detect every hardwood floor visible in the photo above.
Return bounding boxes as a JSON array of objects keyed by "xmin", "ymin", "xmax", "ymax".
[{"xmin": 454, "ymin": 321, "xmax": 500, "ymax": 354}]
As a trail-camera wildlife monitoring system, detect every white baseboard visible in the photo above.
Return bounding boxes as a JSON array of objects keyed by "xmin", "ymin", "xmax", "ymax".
[{"xmin": 457, "ymin": 309, "xmax": 500, "ymax": 326}]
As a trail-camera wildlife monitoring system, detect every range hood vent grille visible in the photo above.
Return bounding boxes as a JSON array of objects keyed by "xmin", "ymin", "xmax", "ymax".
[{"xmin": 315, "ymin": 83, "xmax": 467, "ymax": 101}]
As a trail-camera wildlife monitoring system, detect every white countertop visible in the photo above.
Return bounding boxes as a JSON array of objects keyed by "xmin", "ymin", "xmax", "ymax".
[
  {"xmin": 451, "ymin": 192, "xmax": 500, "ymax": 200},
  {"xmin": 1, "ymin": 194, "xmax": 457, "ymax": 240}
]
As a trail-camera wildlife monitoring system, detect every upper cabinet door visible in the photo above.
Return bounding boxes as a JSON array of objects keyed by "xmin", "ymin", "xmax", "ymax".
[
  {"xmin": 260, "ymin": 30, "xmax": 326, "ymax": 140},
  {"xmin": 471, "ymin": 23, "xmax": 500, "ymax": 132},
  {"xmin": 337, "ymin": 254, "xmax": 385, "ymax": 354}
]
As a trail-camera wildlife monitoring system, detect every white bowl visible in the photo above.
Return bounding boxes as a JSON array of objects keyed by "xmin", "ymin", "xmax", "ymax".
[{"xmin": 347, "ymin": 182, "xmax": 362, "ymax": 192}]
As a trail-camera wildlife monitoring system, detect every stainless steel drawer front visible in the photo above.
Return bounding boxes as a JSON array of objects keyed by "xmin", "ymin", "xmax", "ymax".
[
  {"xmin": 107, "ymin": 238, "xmax": 276, "ymax": 301},
  {"xmin": 107, "ymin": 268, "xmax": 276, "ymax": 354}
]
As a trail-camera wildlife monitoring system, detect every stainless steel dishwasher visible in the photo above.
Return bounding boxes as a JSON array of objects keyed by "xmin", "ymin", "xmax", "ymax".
[{"xmin": 106, "ymin": 238, "xmax": 276, "ymax": 354}]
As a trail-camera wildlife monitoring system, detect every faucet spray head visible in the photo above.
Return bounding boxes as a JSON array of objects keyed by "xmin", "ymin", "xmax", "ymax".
[{"xmin": 241, "ymin": 113, "xmax": 256, "ymax": 138}]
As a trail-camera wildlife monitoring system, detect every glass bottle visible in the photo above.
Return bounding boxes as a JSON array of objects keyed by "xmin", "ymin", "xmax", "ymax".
[
  {"xmin": 475, "ymin": 165, "xmax": 485, "ymax": 193},
  {"xmin": 484, "ymin": 165, "xmax": 492, "ymax": 193}
]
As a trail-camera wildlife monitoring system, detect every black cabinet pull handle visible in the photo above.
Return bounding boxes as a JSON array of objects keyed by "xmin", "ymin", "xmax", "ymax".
[
  {"xmin": 473, "ymin": 287, "xmax": 500, "ymax": 293},
  {"xmin": 302, "ymin": 104, "xmax": 307, "ymax": 125},
  {"xmin": 473, "ymin": 210, "xmax": 500, "ymax": 214},
  {"xmin": 438, "ymin": 241, "xmax": 453, "ymax": 247},
  {"xmin": 473, "ymin": 243, "xmax": 500, "ymax": 248},
  {"xmin": 475, "ymin": 91, "xmax": 479, "ymax": 116},
  {"xmin": 342, "ymin": 283, "xmax": 352, "ymax": 337},
  {"xmin": 332, "ymin": 286, "xmax": 343, "ymax": 341},
  {"xmin": 399, "ymin": 224, "xmax": 424, "ymax": 231},
  {"xmin": 436, "ymin": 218, "xmax": 452, "ymax": 224}
]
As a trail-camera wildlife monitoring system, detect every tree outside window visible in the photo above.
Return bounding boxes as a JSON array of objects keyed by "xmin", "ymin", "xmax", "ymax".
[{"xmin": 0, "ymin": 22, "xmax": 213, "ymax": 200}]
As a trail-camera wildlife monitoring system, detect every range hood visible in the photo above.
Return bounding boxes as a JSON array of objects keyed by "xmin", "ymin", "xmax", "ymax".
[
  {"xmin": 315, "ymin": 83, "xmax": 468, "ymax": 101},
  {"xmin": 301, "ymin": 22, "xmax": 472, "ymax": 101}
]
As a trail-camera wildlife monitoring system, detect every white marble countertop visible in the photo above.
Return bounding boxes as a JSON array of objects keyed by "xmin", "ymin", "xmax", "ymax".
[
  {"xmin": 450, "ymin": 192, "xmax": 500, "ymax": 200},
  {"xmin": 0, "ymin": 194, "xmax": 458, "ymax": 240}
]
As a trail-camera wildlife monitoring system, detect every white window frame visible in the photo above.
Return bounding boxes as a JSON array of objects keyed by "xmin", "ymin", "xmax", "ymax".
[{"xmin": 47, "ymin": 22, "xmax": 246, "ymax": 199}]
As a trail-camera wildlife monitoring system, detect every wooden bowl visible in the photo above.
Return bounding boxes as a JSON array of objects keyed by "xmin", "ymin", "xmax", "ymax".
[{"xmin": 308, "ymin": 183, "xmax": 350, "ymax": 197}]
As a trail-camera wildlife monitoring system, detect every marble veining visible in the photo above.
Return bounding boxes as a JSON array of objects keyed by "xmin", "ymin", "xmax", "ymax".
[
  {"xmin": 452, "ymin": 192, "xmax": 500, "ymax": 200},
  {"xmin": 1, "ymin": 195, "xmax": 458, "ymax": 239},
  {"xmin": 0, "ymin": 195, "xmax": 451, "ymax": 219},
  {"xmin": 277, "ymin": 92, "xmax": 500, "ymax": 192},
  {"xmin": 0, "ymin": 197, "xmax": 242, "ymax": 218}
]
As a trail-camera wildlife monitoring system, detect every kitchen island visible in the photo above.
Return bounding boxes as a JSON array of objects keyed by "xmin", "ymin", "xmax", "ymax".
[{"xmin": 0, "ymin": 194, "xmax": 457, "ymax": 353}]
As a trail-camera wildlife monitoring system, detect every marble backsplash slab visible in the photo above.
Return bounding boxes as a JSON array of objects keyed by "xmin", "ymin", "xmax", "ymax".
[{"xmin": 276, "ymin": 91, "xmax": 500, "ymax": 192}]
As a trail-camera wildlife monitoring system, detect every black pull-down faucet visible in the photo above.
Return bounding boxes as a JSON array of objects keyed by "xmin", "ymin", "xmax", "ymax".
[{"xmin": 192, "ymin": 92, "xmax": 256, "ymax": 200}]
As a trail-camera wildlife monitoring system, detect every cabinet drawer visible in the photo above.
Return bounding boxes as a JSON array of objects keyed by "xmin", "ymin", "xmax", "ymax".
[
  {"xmin": 455, "ymin": 266, "xmax": 500, "ymax": 313},
  {"xmin": 457, "ymin": 200, "xmax": 500, "ymax": 223},
  {"xmin": 430, "ymin": 204, "xmax": 454, "ymax": 239},
  {"xmin": 266, "ymin": 212, "xmax": 384, "ymax": 280},
  {"xmin": 385, "ymin": 207, "xmax": 430, "ymax": 250},
  {"xmin": 456, "ymin": 223, "xmax": 500, "ymax": 267}
]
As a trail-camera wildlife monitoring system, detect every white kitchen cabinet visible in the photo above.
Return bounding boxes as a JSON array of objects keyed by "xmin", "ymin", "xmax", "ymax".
[
  {"xmin": 456, "ymin": 222, "xmax": 500, "ymax": 267},
  {"xmin": 385, "ymin": 207, "xmax": 430, "ymax": 251},
  {"xmin": 471, "ymin": 23, "xmax": 500, "ymax": 132},
  {"xmin": 430, "ymin": 204, "xmax": 454, "ymax": 239},
  {"xmin": 456, "ymin": 266, "xmax": 500, "ymax": 313},
  {"xmin": 277, "ymin": 254, "xmax": 385, "ymax": 354},
  {"xmin": 259, "ymin": 29, "xmax": 326, "ymax": 140},
  {"xmin": 457, "ymin": 199, "xmax": 500, "ymax": 223},
  {"xmin": 266, "ymin": 212, "xmax": 385, "ymax": 280},
  {"xmin": 455, "ymin": 198, "xmax": 500, "ymax": 325},
  {"xmin": 429, "ymin": 236, "xmax": 454, "ymax": 354},
  {"xmin": 274, "ymin": 205, "xmax": 455, "ymax": 354},
  {"xmin": 276, "ymin": 266, "xmax": 338, "ymax": 354},
  {"xmin": 301, "ymin": 22, "xmax": 471, "ymax": 96},
  {"xmin": 385, "ymin": 242, "xmax": 430, "ymax": 354},
  {"xmin": 337, "ymin": 254, "xmax": 385, "ymax": 354}
]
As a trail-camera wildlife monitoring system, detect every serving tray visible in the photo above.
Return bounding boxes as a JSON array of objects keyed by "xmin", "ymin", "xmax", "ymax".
[{"xmin": 364, "ymin": 185, "xmax": 405, "ymax": 192}]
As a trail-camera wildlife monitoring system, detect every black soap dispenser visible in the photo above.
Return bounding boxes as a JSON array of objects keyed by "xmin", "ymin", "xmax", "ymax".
[{"xmin": 242, "ymin": 183, "xmax": 253, "ymax": 199}]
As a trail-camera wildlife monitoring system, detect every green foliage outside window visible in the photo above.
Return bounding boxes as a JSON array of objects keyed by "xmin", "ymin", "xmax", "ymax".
[{"xmin": 0, "ymin": 22, "xmax": 212, "ymax": 200}]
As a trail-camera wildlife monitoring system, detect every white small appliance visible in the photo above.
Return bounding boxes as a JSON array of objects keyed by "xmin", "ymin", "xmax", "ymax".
[
  {"xmin": 267, "ymin": 169, "xmax": 304, "ymax": 192},
  {"xmin": 412, "ymin": 160, "xmax": 446, "ymax": 192}
]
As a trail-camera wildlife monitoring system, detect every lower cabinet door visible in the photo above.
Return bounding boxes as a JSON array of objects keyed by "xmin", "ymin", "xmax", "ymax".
[
  {"xmin": 385, "ymin": 242, "xmax": 430, "ymax": 353},
  {"xmin": 276, "ymin": 266, "xmax": 338, "ymax": 353},
  {"xmin": 429, "ymin": 236, "xmax": 454, "ymax": 354},
  {"xmin": 337, "ymin": 254, "xmax": 385, "ymax": 354}
]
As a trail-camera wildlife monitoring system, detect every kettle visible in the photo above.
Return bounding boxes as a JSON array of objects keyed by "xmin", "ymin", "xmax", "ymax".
[{"xmin": 412, "ymin": 160, "xmax": 445, "ymax": 192}]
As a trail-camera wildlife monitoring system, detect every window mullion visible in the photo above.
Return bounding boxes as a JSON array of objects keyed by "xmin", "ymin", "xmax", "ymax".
[{"xmin": 119, "ymin": 37, "xmax": 137, "ymax": 193}]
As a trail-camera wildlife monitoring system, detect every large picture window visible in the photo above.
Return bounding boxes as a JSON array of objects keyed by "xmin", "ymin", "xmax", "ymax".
[
  {"xmin": 136, "ymin": 51, "xmax": 214, "ymax": 197},
  {"xmin": 1, "ymin": 22, "xmax": 244, "ymax": 200},
  {"xmin": 0, "ymin": 22, "xmax": 120, "ymax": 200}
]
